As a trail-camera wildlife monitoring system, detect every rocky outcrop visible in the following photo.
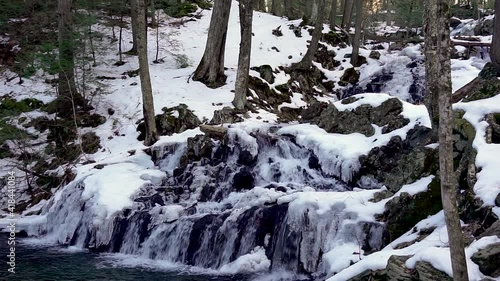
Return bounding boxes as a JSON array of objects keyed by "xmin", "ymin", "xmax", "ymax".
[
  {"xmin": 248, "ymin": 76, "xmax": 292, "ymax": 111},
  {"xmin": 474, "ymin": 17, "xmax": 495, "ymax": 36},
  {"xmin": 210, "ymin": 107, "xmax": 243, "ymax": 125},
  {"xmin": 347, "ymin": 255, "xmax": 452, "ymax": 281},
  {"xmin": 471, "ymin": 243, "xmax": 500, "ymax": 277},
  {"xmin": 137, "ymin": 104, "xmax": 201, "ymax": 140},
  {"xmin": 251, "ymin": 65, "xmax": 275, "ymax": 84},
  {"xmin": 304, "ymin": 96, "xmax": 410, "ymax": 137},
  {"xmin": 380, "ymin": 178, "xmax": 442, "ymax": 240}
]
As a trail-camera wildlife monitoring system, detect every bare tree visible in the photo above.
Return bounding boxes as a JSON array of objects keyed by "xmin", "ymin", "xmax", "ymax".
[
  {"xmin": 293, "ymin": 0, "xmax": 326, "ymax": 69},
  {"xmin": 134, "ymin": 0, "xmax": 159, "ymax": 145},
  {"xmin": 491, "ymin": 0, "xmax": 500, "ymax": 70},
  {"xmin": 57, "ymin": 0, "xmax": 84, "ymax": 117},
  {"xmin": 284, "ymin": 0, "xmax": 294, "ymax": 19},
  {"xmin": 193, "ymin": 0, "xmax": 232, "ymax": 88},
  {"xmin": 329, "ymin": 0, "xmax": 338, "ymax": 27},
  {"xmin": 351, "ymin": 0, "xmax": 363, "ymax": 66},
  {"xmin": 424, "ymin": 1, "xmax": 469, "ymax": 281},
  {"xmin": 129, "ymin": 0, "xmax": 139, "ymax": 54},
  {"xmin": 233, "ymin": 0, "xmax": 254, "ymax": 110},
  {"xmin": 341, "ymin": 0, "xmax": 354, "ymax": 30},
  {"xmin": 385, "ymin": 0, "xmax": 392, "ymax": 27}
]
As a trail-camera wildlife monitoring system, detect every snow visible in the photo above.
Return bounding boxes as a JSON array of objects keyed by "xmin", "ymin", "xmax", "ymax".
[
  {"xmin": 277, "ymin": 94, "xmax": 431, "ymax": 182},
  {"xmin": 454, "ymin": 94, "xmax": 500, "ymax": 217},
  {"xmin": 219, "ymin": 247, "xmax": 271, "ymax": 274},
  {"xmin": 1, "ymin": 1, "xmax": 499, "ymax": 279},
  {"xmin": 79, "ymin": 152, "xmax": 165, "ymax": 219}
]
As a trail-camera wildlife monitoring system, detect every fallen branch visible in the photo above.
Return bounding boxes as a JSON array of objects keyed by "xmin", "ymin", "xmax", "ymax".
[{"xmin": 451, "ymin": 76, "xmax": 481, "ymax": 103}]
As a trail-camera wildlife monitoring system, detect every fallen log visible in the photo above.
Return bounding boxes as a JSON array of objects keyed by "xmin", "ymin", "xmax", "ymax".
[{"xmin": 451, "ymin": 76, "xmax": 481, "ymax": 103}]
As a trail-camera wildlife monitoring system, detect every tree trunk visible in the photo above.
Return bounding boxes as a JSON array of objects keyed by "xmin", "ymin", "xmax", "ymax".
[
  {"xmin": 329, "ymin": 0, "xmax": 338, "ymax": 28},
  {"xmin": 425, "ymin": 1, "xmax": 470, "ymax": 281},
  {"xmin": 424, "ymin": 0, "xmax": 439, "ymax": 126},
  {"xmin": 233, "ymin": 0, "xmax": 253, "ymax": 110},
  {"xmin": 385, "ymin": 0, "xmax": 392, "ymax": 26},
  {"xmin": 284, "ymin": 0, "xmax": 294, "ymax": 19},
  {"xmin": 57, "ymin": 0, "xmax": 83, "ymax": 117},
  {"xmin": 150, "ymin": 0, "xmax": 157, "ymax": 27},
  {"xmin": 259, "ymin": 0, "xmax": 266, "ymax": 11},
  {"xmin": 193, "ymin": 0, "xmax": 232, "ymax": 88},
  {"xmin": 491, "ymin": 0, "xmax": 500, "ymax": 69},
  {"xmin": 129, "ymin": 0, "xmax": 139, "ymax": 54},
  {"xmin": 309, "ymin": 0, "xmax": 320, "ymax": 25},
  {"xmin": 294, "ymin": 0, "xmax": 326, "ymax": 69},
  {"xmin": 342, "ymin": 0, "xmax": 354, "ymax": 30},
  {"xmin": 351, "ymin": 0, "xmax": 363, "ymax": 66},
  {"xmin": 272, "ymin": 0, "xmax": 278, "ymax": 15},
  {"xmin": 135, "ymin": 0, "xmax": 159, "ymax": 145}
]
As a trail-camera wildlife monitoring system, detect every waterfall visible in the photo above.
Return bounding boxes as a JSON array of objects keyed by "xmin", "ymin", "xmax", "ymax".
[{"xmin": 27, "ymin": 125, "xmax": 389, "ymax": 277}]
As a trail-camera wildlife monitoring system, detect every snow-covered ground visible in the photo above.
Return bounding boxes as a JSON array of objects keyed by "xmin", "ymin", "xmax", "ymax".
[{"xmin": 0, "ymin": 1, "xmax": 499, "ymax": 280}]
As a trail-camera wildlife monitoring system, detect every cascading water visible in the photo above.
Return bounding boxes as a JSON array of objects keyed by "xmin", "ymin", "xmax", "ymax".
[{"xmin": 27, "ymin": 125, "xmax": 389, "ymax": 278}]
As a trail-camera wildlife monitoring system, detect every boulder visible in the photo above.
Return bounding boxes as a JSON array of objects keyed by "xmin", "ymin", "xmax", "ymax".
[
  {"xmin": 251, "ymin": 65, "xmax": 275, "ymax": 84},
  {"xmin": 381, "ymin": 178, "xmax": 442, "ymax": 240},
  {"xmin": 314, "ymin": 44, "xmax": 340, "ymax": 71},
  {"xmin": 209, "ymin": 107, "xmax": 243, "ymax": 125},
  {"xmin": 386, "ymin": 255, "xmax": 414, "ymax": 280},
  {"xmin": 305, "ymin": 96, "xmax": 410, "ymax": 138},
  {"xmin": 138, "ymin": 103, "xmax": 201, "ymax": 140},
  {"xmin": 474, "ymin": 17, "xmax": 494, "ymax": 36},
  {"xmin": 414, "ymin": 261, "xmax": 453, "ymax": 281},
  {"xmin": 340, "ymin": 67, "xmax": 360, "ymax": 85},
  {"xmin": 369, "ymin": 50, "xmax": 381, "ymax": 60},
  {"xmin": 248, "ymin": 76, "xmax": 291, "ymax": 110},
  {"xmin": 471, "ymin": 242, "xmax": 500, "ymax": 277}
]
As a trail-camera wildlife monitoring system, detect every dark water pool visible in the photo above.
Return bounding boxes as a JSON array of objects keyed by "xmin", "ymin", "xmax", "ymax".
[{"xmin": 0, "ymin": 235, "xmax": 249, "ymax": 281}]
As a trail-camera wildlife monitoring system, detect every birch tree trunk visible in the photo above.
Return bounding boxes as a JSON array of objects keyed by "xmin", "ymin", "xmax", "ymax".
[
  {"xmin": 233, "ymin": 0, "xmax": 253, "ymax": 110},
  {"xmin": 424, "ymin": 1, "xmax": 469, "ymax": 280},
  {"xmin": 491, "ymin": 0, "xmax": 500, "ymax": 69},
  {"xmin": 294, "ymin": 0, "xmax": 326, "ymax": 69},
  {"xmin": 351, "ymin": 0, "xmax": 363, "ymax": 66},
  {"xmin": 193, "ymin": 0, "xmax": 232, "ymax": 88},
  {"xmin": 135, "ymin": 0, "xmax": 158, "ymax": 145}
]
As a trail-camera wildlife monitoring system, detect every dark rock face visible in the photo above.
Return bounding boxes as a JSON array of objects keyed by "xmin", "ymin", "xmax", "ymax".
[
  {"xmin": 414, "ymin": 261, "xmax": 453, "ymax": 281},
  {"xmin": 472, "ymin": 243, "xmax": 500, "ymax": 277},
  {"xmin": 381, "ymin": 178, "xmax": 442, "ymax": 241},
  {"xmin": 450, "ymin": 17, "xmax": 462, "ymax": 29},
  {"xmin": 237, "ymin": 150, "xmax": 257, "ymax": 166},
  {"xmin": 233, "ymin": 169, "xmax": 255, "ymax": 191},
  {"xmin": 474, "ymin": 17, "xmax": 494, "ymax": 36},
  {"xmin": 359, "ymin": 126, "xmax": 437, "ymax": 192}
]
